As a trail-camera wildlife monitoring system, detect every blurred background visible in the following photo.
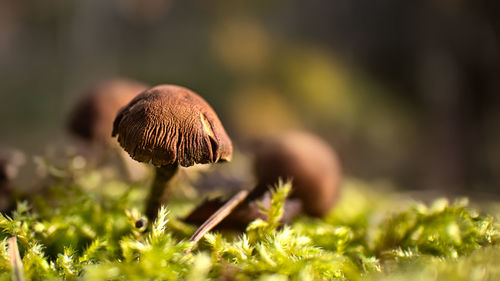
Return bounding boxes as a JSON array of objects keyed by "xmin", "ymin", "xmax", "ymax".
[{"xmin": 0, "ymin": 0, "xmax": 499, "ymax": 195}]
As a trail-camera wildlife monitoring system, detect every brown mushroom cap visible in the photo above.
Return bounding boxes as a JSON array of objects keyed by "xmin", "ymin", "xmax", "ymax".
[
  {"xmin": 252, "ymin": 131, "xmax": 342, "ymax": 217},
  {"xmin": 68, "ymin": 78, "xmax": 148, "ymax": 144},
  {"xmin": 112, "ymin": 84, "xmax": 232, "ymax": 167}
]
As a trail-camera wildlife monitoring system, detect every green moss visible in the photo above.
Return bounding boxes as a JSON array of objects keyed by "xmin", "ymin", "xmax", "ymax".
[{"xmin": 0, "ymin": 170, "xmax": 499, "ymax": 280}]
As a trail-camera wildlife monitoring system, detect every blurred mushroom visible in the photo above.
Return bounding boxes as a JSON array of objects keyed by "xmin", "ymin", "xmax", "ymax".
[
  {"xmin": 68, "ymin": 78, "xmax": 148, "ymax": 146},
  {"xmin": 250, "ymin": 131, "xmax": 342, "ymax": 217},
  {"xmin": 184, "ymin": 131, "xmax": 341, "ymax": 230},
  {"xmin": 112, "ymin": 84, "xmax": 232, "ymax": 220},
  {"xmin": 67, "ymin": 78, "xmax": 149, "ymax": 180}
]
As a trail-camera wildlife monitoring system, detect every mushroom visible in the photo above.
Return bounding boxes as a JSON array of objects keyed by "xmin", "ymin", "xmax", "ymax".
[
  {"xmin": 112, "ymin": 84, "xmax": 232, "ymax": 220},
  {"xmin": 184, "ymin": 131, "xmax": 340, "ymax": 230},
  {"xmin": 250, "ymin": 131, "xmax": 342, "ymax": 217},
  {"xmin": 67, "ymin": 78, "xmax": 149, "ymax": 180},
  {"xmin": 68, "ymin": 78, "xmax": 148, "ymax": 146}
]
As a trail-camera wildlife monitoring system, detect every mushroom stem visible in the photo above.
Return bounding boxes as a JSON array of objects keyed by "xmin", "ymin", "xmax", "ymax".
[{"xmin": 145, "ymin": 163, "xmax": 179, "ymax": 221}]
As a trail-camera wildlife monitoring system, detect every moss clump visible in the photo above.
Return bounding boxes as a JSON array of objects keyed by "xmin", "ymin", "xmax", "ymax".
[{"xmin": 0, "ymin": 171, "xmax": 499, "ymax": 280}]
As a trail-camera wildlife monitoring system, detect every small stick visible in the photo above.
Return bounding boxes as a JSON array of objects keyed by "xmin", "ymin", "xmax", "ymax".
[
  {"xmin": 186, "ymin": 189, "xmax": 249, "ymax": 254},
  {"xmin": 7, "ymin": 237, "xmax": 26, "ymax": 281}
]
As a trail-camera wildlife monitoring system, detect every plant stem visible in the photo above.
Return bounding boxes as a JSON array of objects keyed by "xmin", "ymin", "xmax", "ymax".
[
  {"xmin": 145, "ymin": 164, "xmax": 178, "ymax": 221},
  {"xmin": 7, "ymin": 237, "xmax": 26, "ymax": 281},
  {"xmin": 186, "ymin": 189, "xmax": 249, "ymax": 253}
]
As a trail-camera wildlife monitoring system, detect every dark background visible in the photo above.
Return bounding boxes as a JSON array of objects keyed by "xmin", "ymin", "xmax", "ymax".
[{"xmin": 1, "ymin": 0, "xmax": 499, "ymax": 194}]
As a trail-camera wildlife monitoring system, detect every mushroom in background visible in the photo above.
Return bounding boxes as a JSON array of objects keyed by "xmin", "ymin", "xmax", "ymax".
[
  {"xmin": 68, "ymin": 78, "xmax": 148, "ymax": 146},
  {"xmin": 112, "ymin": 84, "xmax": 232, "ymax": 220},
  {"xmin": 67, "ymin": 78, "xmax": 149, "ymax": 180},
  {"xmin": 184, "ymin": 130, "xmax": 341, "ymax": 230},
  {"xmin": 251, "ymin": 131, "xmax": 342, "ymax": 217}
]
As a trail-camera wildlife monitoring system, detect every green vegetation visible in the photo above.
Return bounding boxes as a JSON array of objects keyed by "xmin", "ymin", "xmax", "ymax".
[{"xmin": 0, "ymin": 167, "xmax": 499, "ymax": 280}]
